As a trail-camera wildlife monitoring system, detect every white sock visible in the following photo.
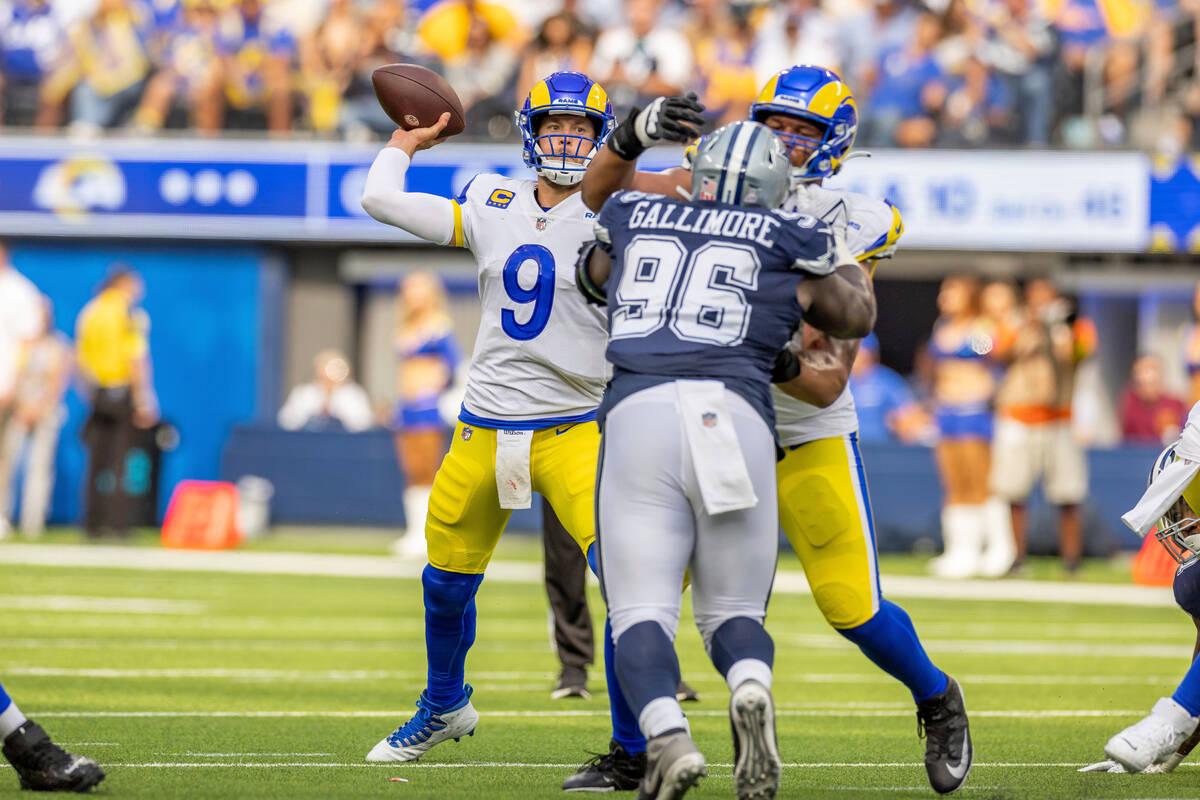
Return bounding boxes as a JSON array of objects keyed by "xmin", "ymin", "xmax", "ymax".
[
  {"xmin": 726, "ymin": 658, "xmax": 772, "ymax": 692},
  {"xmin": 639, "ymin": 696, "xmax": 687, "ymax": 739},
  {"xmin": 402, "ymin": 485, "xmax": 433, "ymax": 538},
  {"xmin": 0, "ymin": 700, "xmax": 28, "ymax": 739}
]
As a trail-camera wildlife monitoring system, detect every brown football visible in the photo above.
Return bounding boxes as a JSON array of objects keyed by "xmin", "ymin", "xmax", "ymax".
[{"xmin": 372, "ymin": 64, "xmax": 466, "ymax": 136}]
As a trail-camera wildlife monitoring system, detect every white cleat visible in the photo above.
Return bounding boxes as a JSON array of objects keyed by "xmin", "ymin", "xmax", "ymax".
[
  {"xmin": 730, "ymin": 680, "xmax": 781, "ymax": 800},
  {"xmin": 1104, "ymin": 697, "xmax": 1199, "ymax": 773},
  {"xmin": 366, "ymin": 686, "xmax": 479, "ymax": 763}
]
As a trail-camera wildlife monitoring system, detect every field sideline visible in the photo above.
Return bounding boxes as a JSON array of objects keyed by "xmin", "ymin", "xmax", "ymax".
[{"xmin": 0, "ymin": 532, "xmax": 1196, "ymax": 799}]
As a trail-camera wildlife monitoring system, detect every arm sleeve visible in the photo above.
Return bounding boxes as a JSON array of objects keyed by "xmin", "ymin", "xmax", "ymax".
[{"xmin": 360, "ymin": 147, "xmax": 464, "ymax": 247}]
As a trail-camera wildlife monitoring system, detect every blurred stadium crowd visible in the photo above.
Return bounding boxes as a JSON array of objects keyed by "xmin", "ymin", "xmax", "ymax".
[{"xmin": 0, "ymin": 0, "xmax": 1197, "ymax": 149}]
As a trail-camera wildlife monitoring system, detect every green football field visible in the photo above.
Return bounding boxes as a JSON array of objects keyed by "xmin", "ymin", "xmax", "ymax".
[{"xmin": 0, "ymin": 531, "xmax": 1196, "ymax": 799}]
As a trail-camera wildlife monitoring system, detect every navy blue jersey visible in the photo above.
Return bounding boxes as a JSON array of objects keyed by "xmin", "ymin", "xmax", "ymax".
[{"xmin": 594, "ymin": 189, "xmax": 840, "ymax": 429}]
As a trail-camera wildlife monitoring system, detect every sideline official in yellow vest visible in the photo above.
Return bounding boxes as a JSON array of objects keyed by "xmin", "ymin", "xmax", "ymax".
[{"xmin": 75, "ymin": 268, "xmax": 159, "ymax": 538}]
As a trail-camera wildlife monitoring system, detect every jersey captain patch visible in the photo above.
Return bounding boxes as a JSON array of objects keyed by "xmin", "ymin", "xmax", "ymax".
[{"xmin": 486, "ymin": 189, "xmax": 515, "ymax": 209}]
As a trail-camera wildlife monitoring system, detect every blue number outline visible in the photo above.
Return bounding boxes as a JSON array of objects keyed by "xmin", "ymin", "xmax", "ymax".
[{"xmin": 501, "ymin": 244, "xmax": 556, "ymax": 341}]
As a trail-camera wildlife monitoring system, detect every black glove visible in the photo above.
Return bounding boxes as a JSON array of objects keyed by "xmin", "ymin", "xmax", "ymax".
[
  {"xmin": 608, "ymin": 93, "xmax": 706, "ymax": 160},
  {"xmin": 770, "ymin": 348, "xmax": 802, "ymax": 383}
]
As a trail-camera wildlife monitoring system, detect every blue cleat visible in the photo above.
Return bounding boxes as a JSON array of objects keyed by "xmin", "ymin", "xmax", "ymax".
[{"xmin": 366, "ymin": 684, "xmax": 478, "ymax": 763}]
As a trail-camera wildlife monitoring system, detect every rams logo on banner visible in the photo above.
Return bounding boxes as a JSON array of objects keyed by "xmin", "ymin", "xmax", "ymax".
[
  {"xmin": 486, "ymin": 189, "xmax": 515, "ymax": 209},
  {"xmin": 33, "ymin": 155, "xmax": 125, "ymax": 219}
]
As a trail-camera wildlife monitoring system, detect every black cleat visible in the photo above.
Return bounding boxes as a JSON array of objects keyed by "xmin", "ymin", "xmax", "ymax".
[
  {"xmin": 674, "ymin": 681, "xmax": 700, "ymax": 703},
  {"xmin": 2, "ymin": 720, "xmax": 105, "ymax": 792},
  {"xmin": 563, "ymin": 738, "xmax": 646, "ymax": 792},
  {"xmin": 551, "ymin": 666, "xmax": 591, "ymax": 700},
  {"xmin": 916, "ymin": 676, "xmax": 972, "ymax": 794},
  {"xmin": 637, "ymin": 730, "xmax": 705, "ymax": 800}
]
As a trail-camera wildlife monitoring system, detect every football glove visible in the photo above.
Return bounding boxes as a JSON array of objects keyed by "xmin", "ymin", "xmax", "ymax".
[
  {"xmin": 770, "ymin": 347, "xmax": 802, "ymax": 383},
  {"xmin": 609, "ymin": 93, "xmax": 705, "ymax": 160}
]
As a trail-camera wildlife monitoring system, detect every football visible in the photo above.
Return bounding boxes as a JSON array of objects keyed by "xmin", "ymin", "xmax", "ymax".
[{"xmin": 372, "ymin": 63, "xmax": 466, "ymax": 136}]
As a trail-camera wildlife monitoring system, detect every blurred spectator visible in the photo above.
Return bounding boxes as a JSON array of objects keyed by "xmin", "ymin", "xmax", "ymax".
[
  {"xmin": 0, "ymin": 244, "xmax": 43, "ymax": 497},
  {"xmin": 1186, "ymin": 282, "xmax": 1200, "ymax": 406},
  {"xmin": 689, "ymin": 0, "xmax": 759, "ymax": 126},
  {"xmin": 753, "ymin": 0, "xmax": 841, "ymax": 86},
  {"xmin": 840, "ymin": 0, "xmax": 919, "ymax": 95},
  {"xmin": 132, "ymin": 0, "xmax": 223, "ymax": 133},
  {"xmin": 219, "ymin": 0, "xmax": 294, "ymax": 133},
  {"xmin": 865, "ymin": 12, "xmax": 946, "ymax": 147},
  {"xmin": 991, "ymin": 279, "xmax": 1092, "ymax": 574},
  {"xmin": 516, "ymin": 11, "xmax": 594, "ymax": 103},
  {"xmin": 0, "ymin": 0, "xmax": 66, "ymax": 127},
  {"xmin": 386, "ymin": 272, "xmax": 460, "ymax": 559},
  {"xmin": 278, "ymin": 348, "xmax": 373, "ymax": 432},
  {"xmin": 1121, "ymin": 353, "xmax": 1188, "ymax": 445},
  {"xmin": 416, "ymin": 0, "xmax": 523, "ymax": 63},
  {"xmin": 42, "ymin": 0, "xmax": 153, "ymax": 132},
  {"xmin": 298, "ymin": 0, "xmax": 360, "ymax": 132},
  {"xmin": 979, "ymin": 279, "xmax": 1021, "ymax": 355},
  {"xmin": 340, "ymin": 0, "xmax": 434, "ymax": 139},
  {"xmin": 443, "ymin": 12, "xmax": 518, "ymax": 134},
  {"xmin": 76, "ymin": 267, "xmax": 158, "ymax": 538},
  {"xmin": 925, "ymin": 275, "xmax": 1014, "ymax": 579},
  {"xmin": 0, "ymin": 297, "xmax": 70, "ymax": 539},
  {"xmin": 939, "ymin": 55, "xmax": 1014, "ymax": 146},
  {"xmin": 848, "ymin": 332, "xmax": 931, "ymax": 444},
  {"xmin": 981, "ymin": 0, "xmax": 1056, "ymax": 146},
  {"xmin": 589, "ymin": 0, "xmax": 692, "ymax": 112}
]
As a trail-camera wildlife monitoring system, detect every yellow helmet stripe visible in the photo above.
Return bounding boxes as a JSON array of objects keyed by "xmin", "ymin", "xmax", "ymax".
[
  {"xmin": 755, "ymin": 73, "xmax": 781, "ymax": 105},
  {"xmin": 528, "ymin": 80, "xmax": 552, "ymax": 109},
  {"xmin": 586, "ymin": 82, "xmax": 608, "ymax": 113},
  {"xmin": 807, "ymin": 81, "xmax": 854, "ymax": 119}
]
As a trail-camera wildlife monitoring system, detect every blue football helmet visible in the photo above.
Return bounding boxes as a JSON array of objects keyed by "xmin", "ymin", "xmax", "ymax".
[
  {"xmin": 749, "ymin": 65, "xmax": 858, "ymax": 184},
  {"xmin": 515, "ymin": 71, "xmax": 615, "ymax": 186}
]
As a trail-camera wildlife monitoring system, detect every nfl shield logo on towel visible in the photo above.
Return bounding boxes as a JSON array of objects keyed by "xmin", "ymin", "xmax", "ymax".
[
  {"xmin": 462, "ymin": 426, "xmax": 473, "ymax": 441},
  {"xmin": 702, "ymin": 412, "xmax": 717, "ymax": 428}
]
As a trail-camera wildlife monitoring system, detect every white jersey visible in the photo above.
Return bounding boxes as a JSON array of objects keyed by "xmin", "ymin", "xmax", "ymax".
[
  {"xmin": 772, "ymin": 182, "xmax": 903, "ymax": 447},
  {"xmin": 455, "ymin": 174, "xmax": 609, "ymax": 428}
]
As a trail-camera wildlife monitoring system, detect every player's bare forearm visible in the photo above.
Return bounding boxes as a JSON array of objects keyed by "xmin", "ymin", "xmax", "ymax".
[
  {"xmin": 775, "ymin": 334, "xmax": 857, "ymax": 407},
  {"xmin": 802, "ymin": 263, "xmax": 876, "ymax": 340},
  {"xmin": 581, "ymin": 145, "xmax": 639, "ymax": 211},
  {"xmin": 585, "ymin": 246, "xmax": 611, "ymax": 288}
]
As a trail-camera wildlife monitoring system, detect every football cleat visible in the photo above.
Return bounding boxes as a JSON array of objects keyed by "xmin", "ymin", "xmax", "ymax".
[
  {"xmin": 1105, "ymin": 697, "xmax": 1200, "ymax": 774},
  {"xmin": 675, "ymin": 681, "xmax": 700, "ymax": 703},
  {"xmin": 637, "ymin": 730, "xmax": 706, "ymax": 800},
  {"xmin": 2, "ymin": 720, "xmax": 105, "ymax": 792},
  {"xmin": 562, "ymin": 738, "xmax": 646, "ymax": 792},
  {"xmin": 366, "ymin": 685, "xmax": 478, "ymax": 763},
  {"xmin": 729, "ymin": 680, "xmax": 781, "ymax": 800},
  {"xmin": 551, "ymin": 666, "xmax": 591, "ymax": 700},
  {"xmin": 916, "ymin": 676, "xmax": 972, "ymax": 794}
]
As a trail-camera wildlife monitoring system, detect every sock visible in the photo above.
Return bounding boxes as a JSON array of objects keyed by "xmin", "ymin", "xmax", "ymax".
[
  {"xmin": 422, "ymin": 566, "xmax": 485, "ymax": 711},
  {"xmin": 0, "ymin": 682, "xmax": 26, "ymax": 739},
  {"xmin": 1172, "ymin": 654, "xmax": 1200, "ymax": 717},
  {"xmin": 709, "ymin": 616, "xmax": 774, "ymax": 678},
  {"xmin": 726, "ymin": 658, "xmax": 773, "ymax": 692},
  {"xmin": 614, "ymin": 621, "xmax": 681, "ymax": 727},
  {"xmin": 638, "ymin": 696, "xmax": 686, "ymax": 740},
  {"xmin": 605, "ymin": 617, "xmax": 647, "ymax": 754},
  {"xmin": 838, "ymin": 599, "xmax": 947, "ymax": 703}
]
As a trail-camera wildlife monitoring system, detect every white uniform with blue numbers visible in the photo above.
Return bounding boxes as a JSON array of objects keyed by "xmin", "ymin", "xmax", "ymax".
[
  {"xmin": 453, "ymin": 174, "xmax": 610, "ymax": 426},
  {"xmin": 771, "ymin": 182, "xmax": 903, "ymax": 447}
]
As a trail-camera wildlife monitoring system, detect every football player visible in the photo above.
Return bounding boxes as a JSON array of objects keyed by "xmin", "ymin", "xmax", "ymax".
[
  {"xmin": 1086, "ymin": 403, "xmax": 1200, "ymax": 773},
  {"xmin": 567, "ymin": 66, "xmax": 972, "ymax": 796},
  {"xmin": 358, "ymin": 71, "xmax": 700, "ymax": 764},
  {"xmin": 0, "ymin": 679, "xmax": 104, "ymax": 791},
  {"xmin": 579, "ymin": 119, "xmax": 875, "ymax": 800}
]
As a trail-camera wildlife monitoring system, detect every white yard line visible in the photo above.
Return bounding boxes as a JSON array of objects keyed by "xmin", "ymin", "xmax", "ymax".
[
  {"xmin": 789, "ymin": 634, "xmax": 1194, "ymax": 659},
  {"xmin": 32, "ymin": 709, "xmax": 1147, "ymax": 719},
  {"xmin": 0, "ymin": 760, "xmax": 1165, "ymax": 769},
  {"xmin": 0, "ymin": 595, "xmax": 204, "ymax": 615},
  {"xmin": 0, "ymin": 544, "xmax": 1175, "ymax": 608}
]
